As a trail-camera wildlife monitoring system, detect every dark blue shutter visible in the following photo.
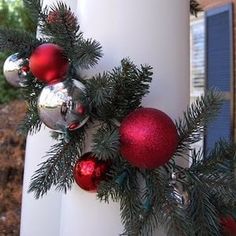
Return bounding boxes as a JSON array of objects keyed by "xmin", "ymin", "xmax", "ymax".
[{"xmin": 205, "ymin": 3, "xmax": 233, "ymax": 151}]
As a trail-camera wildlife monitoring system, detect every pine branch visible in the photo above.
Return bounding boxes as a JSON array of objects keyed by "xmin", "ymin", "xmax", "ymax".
[
  {"xmin": 23, "ymin": 0, "xmax": 43, "ymax": 21},
  {"xmin": 21, "ymin": 74, "xmax": 44, "ymax": 101},
  {"xmin": 135, "ymin": 169, "xmax": 165, "ymax": 236},
  {"xmin": 39, "ymin": 1, "xmax": 102, "ymax": 67},
  {"xmin": 156, "ymin": 172, "xmax": 193, "ymax": 236},
  {"xmin": 189, "ymin": 140, "xmax": 236, "ymax": 206},
  {"xmin": 92, "ymin": 124, "xmax": 120, "ymax": 160},
  {"xmin": 119, "ymin": 168, "xmax": 143, "ymax": 236},
  {"xmin": 50, "ymin": 131, "xmax": 65, "ymax": 141},
  {"xmin": 97, "ymin": 158, "xmax": 130, "ymax": 203},
  {"xmin": 86, "ymin": 58, "xmax": 153, "ymax": 121},
  {"xmin": 190, "ymin": 0, "xmax": 202, "ymax": 17},
  {"xmin": 75, "ymin": 38, "xmax": 103, "ymax": 69},
  {"xmin": 176, "ymin": 90, "xmax": 223, "ymax": 155},
  {"xmin": 85, "ymin": 73, "xmax": 113, "ymax": 111},
  {"xmin": 28, "ymin": 128, "xmax": 86, "ymax": 198},
  {"xmin": 212, "ymin": 182, "xmax": 236, "ymax": 207},
  {"xmin": 23, "ymin": 0, "xmax": 50, "ymax": 33},
  {"xmin": 139, "ymin": 171, "xmax": 191, "ymax": 236},
  {"xmin": 97, "ymin": 163, "xmax": 143, "ymax": 235},
  {"xmin": 41, "ymin": 2, "xmax": 81, "ymax": 52},
  {"xmin": 18, "ymin": 75, "xmax": 44, "ymax": 135},
  {"xmin": 188, "ymin": 167, "xmax": 236, "ymax": 211},
  {"xmin": 190, "ymin": 140, "xmax": 236, "ymax": 173},
  {"xmin": 189, "ymin": 185, "xmax": 220, "ymax": 236},
  {"xmin": 109, "ymin": 59, "xmax": 153, "ymax": 120},
  {"xmin": 163, "ymin": 201, "xmax": 192, "ymax": 236},
  {"xmin": 18, "ymin": 102, "xmax": 42, "ymax": 135},
  {"xmin": 187, "ymin": 139, "xmax": 236, "ymax": 235},
  {"xmin": 0, "ymin": 27, "xmax": 40, "ymax": 56},
  {"xmin": 97, "ymin": 172, "xmax": 122, "ymax": 204}
]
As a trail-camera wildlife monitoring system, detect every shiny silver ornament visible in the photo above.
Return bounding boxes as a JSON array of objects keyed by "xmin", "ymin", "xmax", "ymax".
[
  {"xmin": 3, "ymin": 53, "xmax": 28, "ymax": 87},
  {"xmin": 172, "ymin": 185, "xmax": 190, "ymax": 209},
  {"xmin": 38, "ymin": 79, "xmax": 89, "ymax": 131},
  {"xmin": 170, "ymin": 172, "xmax": 190, "ymax": 209}
]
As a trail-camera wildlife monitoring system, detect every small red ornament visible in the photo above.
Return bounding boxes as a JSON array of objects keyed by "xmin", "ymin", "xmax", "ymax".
[
  {"xmin": 47, "ymin": 11, "xmax": 61, "ymax": 24},
  {"xmin": 221, "ymin": 216, "xmax": 236, "ymax": 236},
  {"xmin": 73, "ymin": 152, "xmax": 109, "ymax": 192},
  {"xmin": 119, "ymin": 108, "xmax": 179, "ymax": 169},
  {"xmin": 47, "ymin": 10, "xmax": 77, "ymax": 28},
  {"xmin": 29, "ymin": 43, "xmax": 69, "ymax": 84}
]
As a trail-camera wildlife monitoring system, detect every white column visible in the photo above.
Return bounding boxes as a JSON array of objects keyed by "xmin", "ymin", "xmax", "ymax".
[
  {"xmin": 77, "ymin": 0, "xmax": 190, "ymax": 118},
  {"xmin": 20, "ymin": 2, "xmax": 77, "ymax": 236},
  {"xmin": 21, "ymin": 0, "xmax": 189, "ymax": 236},
  {"xmin": 20, "ymin": 127, "xmax": 62, "ymax": 236},
  {"xmin": 61, "ymin": 1, "xmax": 190, "ymax": 236}
]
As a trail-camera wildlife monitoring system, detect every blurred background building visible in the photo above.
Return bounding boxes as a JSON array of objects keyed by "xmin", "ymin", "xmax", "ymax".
[{"xmin": 191, "ymin": 1, "xmax": 235, "ymax": 151}]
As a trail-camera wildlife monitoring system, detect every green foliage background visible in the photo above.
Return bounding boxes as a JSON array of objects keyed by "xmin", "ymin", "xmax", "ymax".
[{"xmin": 0, "ymin": 0, "xmax": 36, "ymax": 104}]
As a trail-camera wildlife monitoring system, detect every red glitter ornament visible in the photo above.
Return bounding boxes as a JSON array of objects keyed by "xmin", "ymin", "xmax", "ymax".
[
  {"xmin": 221, "ymin": 216, "xmax": 236, "ymax": 236},
  {"xmin": 29, "ymin": 43, "xmax": 69, "ymax": 84},
  {"xmin": 119, "ymin": 108, "xmax": 179, "ymax": 169},
  {"xmin": 73, "ymin": 152, "xmax": 109, "ymax": 192}
]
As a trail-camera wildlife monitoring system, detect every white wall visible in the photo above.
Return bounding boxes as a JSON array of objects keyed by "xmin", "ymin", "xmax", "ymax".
[{"xmin": 21, "ymin": 1, "xmax": 189, "ymax": 235}]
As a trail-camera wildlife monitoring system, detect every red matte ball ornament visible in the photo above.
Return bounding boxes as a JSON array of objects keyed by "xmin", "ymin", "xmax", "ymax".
[
  {"xmin": 73, "ymin": 152, "xmax": 109, "ymax": 192},
  {"xmin": 119, "ymin": 108, "xmax": 179, "ymax": 169},
  {"xmin": 221, "ymin": 216, "xmax": 236, "ymax": 236},
  {"xmin": 29, "ymin": 43, "xmax": 69, "ymax": 84}
]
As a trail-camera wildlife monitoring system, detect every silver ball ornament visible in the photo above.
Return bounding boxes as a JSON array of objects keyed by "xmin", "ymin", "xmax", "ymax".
[
  {"xmin": 38, "ymin": 79, "xmax": 89, "ymax": 131},
  {"xmin": 170, "ymin": 172, "xmax": 190, "ymax": 209},
  {"xmin": 172, "ymin": 185, "xmax": 190, "ymax": 209},
  {"xmin": 3, "ymin": 53, "xmax": 28, "ymax": 87}
]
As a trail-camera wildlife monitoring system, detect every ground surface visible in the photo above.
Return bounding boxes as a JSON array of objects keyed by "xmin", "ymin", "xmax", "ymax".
[{"xmin": 0, "ymin": 100, "xmax": 26, "ymax": 236}]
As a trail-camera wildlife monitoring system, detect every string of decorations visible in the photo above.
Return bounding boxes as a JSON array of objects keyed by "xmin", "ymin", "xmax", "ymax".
[{"xmin": 1, "ymin": 1, "xmax": 235, "ymax": 235}]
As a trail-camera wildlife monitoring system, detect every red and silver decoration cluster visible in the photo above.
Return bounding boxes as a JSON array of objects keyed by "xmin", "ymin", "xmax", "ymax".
[
  {"xmin": 3, "ymin": 43, "xmax": 179, "ymax": 192},
  {"xmin": 3, "ymin": 43, "xmax": 89, "ymax": 132}
]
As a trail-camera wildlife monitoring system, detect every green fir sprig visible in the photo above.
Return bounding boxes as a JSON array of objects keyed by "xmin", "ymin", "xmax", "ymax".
[
  {"xmin": 0, "ymin": 27, "xmax": 40, "ymax": 56},
  {"xmin": 189, "ymin": 185, "xmax": 220, "ymax": 235},
  {"xmin": 18, "ymin": 74, "xmax": 44, "ymax": 135},
  {"xmin": 92, "ymin": 124, "xmax": 120, "ymax": 161},
  {"xmin": 23, "ymin": 0, "xmax": 43, "ymax": 22},
  {"xmin": 190, "ymin": 0, "xmax": 202, "ymax": 17},
  {"xmin": 176, "ymin": 90, "xmax": 224, "ymax": 155},
  {"xmin": 86, "ymin": 59, "xmax": 153, "ymax": 121},
  {"xmin": 28, "ymin": 127, "xmax": 86, "ymax": 198}
]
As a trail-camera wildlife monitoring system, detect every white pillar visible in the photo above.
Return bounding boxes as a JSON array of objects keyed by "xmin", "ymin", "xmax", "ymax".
[
  {"xmin": 20, "ymin": 2, "xmax": 76, "ymax": 236},
  {"xmin": 20, "ymin": 127, "xmax": 62, "ymax": 236},
  {"xmin": 21, "ymin": 0, "xmax": 189, "ymax": 236},
  {"xmin": 77, "ymin": 0, "xmax": 190, "ymax": 119}
]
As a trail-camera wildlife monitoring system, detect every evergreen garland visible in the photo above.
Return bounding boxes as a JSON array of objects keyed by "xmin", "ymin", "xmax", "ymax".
[
  {"xmin": 190, "ymin": 0, "xmax": 202, "ymax": 17},
  {"xmin": 0, "ymin": 1, "xmax": 235, "ymax": 236}
]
